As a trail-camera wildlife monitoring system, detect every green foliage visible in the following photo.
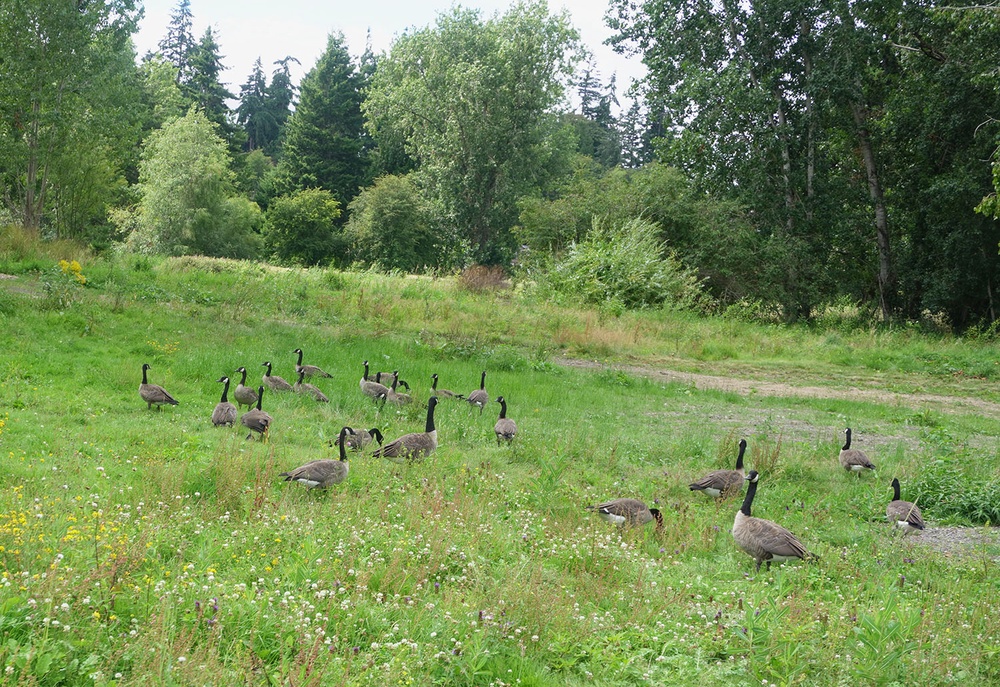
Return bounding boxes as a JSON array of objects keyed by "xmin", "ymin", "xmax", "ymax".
[
  {"xmin": 913, "ymin": 455, "xmax": 1000, "ymax": 525},
  {"xmin": 364, "ymin": 2, "xmax": 583, "ymax": 264},
  {"xmin": 345, "ymin": 174, "xmax": 441, "ymax": 272},
  {"xmin": 542, "ymin": 218, "xmax": 709, "ymax": 311},
  {"xmin": 264, "ymin": 188, "xmax": 342, "ymax": 266}
]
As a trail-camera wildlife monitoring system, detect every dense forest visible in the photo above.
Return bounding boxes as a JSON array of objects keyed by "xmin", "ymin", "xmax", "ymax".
[{"xmin": 2, "ymin": 0, "xmax": 1000, "ymax": 329}]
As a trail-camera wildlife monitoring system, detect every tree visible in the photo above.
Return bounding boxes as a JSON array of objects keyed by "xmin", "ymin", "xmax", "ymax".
[
  {"xmin": 158, "ymin": 0, "xmax": 196, "ymax": 86},
  {"xmin": 345, "ymin": 174, "xmax": 440, "ymax": 272},
  {"xmin": 276, "ymin": 32, "xmax": 368, "ymax": 210},
  {"xmin": 236, "ymin": 58, "xmax": 268, "ymax": 152},
  {"xmin": 130, "ymin": 108, "xmax": 258, "ymax": 258},
  {"xmin": 0, "ymin": 0, "xmax": 143, "ymax": 233},
  {"xmin": 364, "ymin": 2, "xmax": 583, "ymax": 264},
  {"xmin": 264, "ymin": 189, "xmax": 342, "ymax": 266},
  {"xmin": 186, "ymin": 27, "xmax": 238, "ymax": 148}
]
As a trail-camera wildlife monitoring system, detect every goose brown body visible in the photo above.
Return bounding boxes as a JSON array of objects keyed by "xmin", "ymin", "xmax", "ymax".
[
  {"xmin": 335, "ymin": 427, "xmax": 383, "ymax": 452},
  {"xmin": 887, "ymin": 478, "xmax": 924, "ymax": 533},
  {"xmin": 690, "ymin": 439, "xmax": 747, "ymax": 498},
  {"xmin": 586, "ymin": 498, "xmax": 663, "ymax": 529},
  {"xmin": 261, "ymin": 361, "xmax": 293, "ymax": 391},
  {"xmin": 294, "ymin": 370, "xmax": 329, "ymax": 402},
  {"xmin": 839, "ymin": 428, "xmax": 875, "ymax": 473},
  {"xmin": 240, "ymin": 385, "xmax": 272, "ymax": 440},
  {"xmin": 431, "ymin": 373, "xmax": 463, "ymax": 399},
  {"xmin": 360, "ymin": 360, "xmax": 391, "ymax": 399},
  {"xmin": 732, "ymin": 471, "xmax": 816, "ymax": 572},
  {"xmin": 294, "ymin": 348, "xmax": 332, "ymax": 379},
  {"xmin": 466, "ymin": 371, "xmax": 489, "ymax": 414},
  {"xmin": 372, "ymin": 397, "xmax": 439, "ymax": 463},
  {"xmin": 494, "ymin": 396, "xmax": 517, "ymax": 446},
  {"xmin": 280, "ymin": 427, "xmax": 352, "ymax": 489},
  {"xmin": 139, "ymin": 363, "xmax": 178, "ymax": 410},
  {"xmin": 212, "ymin": 376, "xmax": 238, "ymax": 427},
  {"xmin": 234, "ymin": 366, "xmax": 259, "ymax": 410}
]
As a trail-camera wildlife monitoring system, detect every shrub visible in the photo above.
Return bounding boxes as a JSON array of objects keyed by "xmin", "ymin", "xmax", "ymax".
[
  {"xmin": 542, "ymin": 217, "xmax": 710, "ymax": 311},
  {"xmin": 264, "ymin": 188, "xmax": 342, "ymax": 266},
  {"xmin": 912, "ymin": 456, "xmax": 1000, "ymax": 525}
]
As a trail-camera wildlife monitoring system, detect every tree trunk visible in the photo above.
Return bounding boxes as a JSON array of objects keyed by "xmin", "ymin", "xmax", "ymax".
[{"xmin": 852, "ymin": 101, "xmax": 894, "ymax": 321}]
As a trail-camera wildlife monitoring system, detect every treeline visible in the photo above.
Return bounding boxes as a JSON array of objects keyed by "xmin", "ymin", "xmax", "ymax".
[{"xmin": 2, "ymin": 0, "xmax": 1000, "ymax": 330}]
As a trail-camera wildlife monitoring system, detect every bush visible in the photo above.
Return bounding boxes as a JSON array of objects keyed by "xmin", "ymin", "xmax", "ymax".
[
  {"xmin": 912, "ymin": 456, "xmax": 1000, "ymax": 525},
  {"xmin": 264, "ymin": 189, "xmax": 342, "ymax": 266},
  {"xmin": 542, "ymin": 217, "xmax": 710, "ymax": 311}
]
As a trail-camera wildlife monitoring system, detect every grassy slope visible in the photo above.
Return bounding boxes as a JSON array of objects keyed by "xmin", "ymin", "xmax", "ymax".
[{"xmin": 0, "ymin": 255, "xmax": 999, "ymax": 685}]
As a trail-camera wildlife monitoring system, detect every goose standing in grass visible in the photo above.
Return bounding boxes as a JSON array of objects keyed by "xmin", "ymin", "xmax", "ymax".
[
  {"xmin": 294, "ymin": 369, "xmax": 330, "ymax": 402},
  {"xmin": 261, "ymin": 361, "xmax": 293, "ymax": 392},
  {"xmin": 294, "ymin": 348, "xmax": 333, "ymax": 379},
  {"xmin": 732, "ymin": 471, "xmax": 817, "ymax": 572},
  {"xmin": 493, "ymin": 396, "xmax": 517, "ymax": 446},
  {"xmin": 372, "ymin": 397, "xmax": 439, "ymax": 463},
  {"xmin": 466, "ymin": 371, "xmax": 489, "ymax": 415},
  {"xmin": 887, "ymin": 478, "xmax": 924, "ymax": 534},
  {"xmin": 431, "ymin": 373, "xmax": 463, "ymax": 399},
  {"xmin": 212, "ymin": 376, "xmax": 238, "ymax": 427},
  {"xmin": 234, "ymin": 366, "xmax": 259, "ymax": 410},
  {"xmin": 139, "ymin": 363, "xmax": 178, "ymax": 410},
  {"xmin": 386, "ymin": 375, "xmax": 413, "ymax": 405},
  {"xmin": 360, "ymin": 360, "xmax": 391, "ymax": 400},
  {"xmin": 689, "ymin": 439, "xmax": 748, "ymax": 499},
  {"xmin": 839, "ymin": 428, "xmax": 875, "ymax": 474},
  {"xmin": 240, "ymin": 386, "xmax": 272, "ymax": 441},
  {"xmin": 335, "ymin": 427, "xmax": 384, "ymax": 453},
  {"xmin": 280, "ymin": 426, "xmax": 354, "ymax": 489},
  {"xmin": 586, "ymin": 498, "xmax": 663, "ymax": 530}
]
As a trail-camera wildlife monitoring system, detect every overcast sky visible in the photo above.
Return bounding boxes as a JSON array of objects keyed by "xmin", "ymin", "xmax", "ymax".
[{"xmin": 132, "ymin": 0, "xmax": 646, "ymax": 109}]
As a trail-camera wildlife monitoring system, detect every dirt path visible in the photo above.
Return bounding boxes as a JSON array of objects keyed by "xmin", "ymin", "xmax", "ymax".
[{"xmin": 557, "ymin": 356, "xmax": 1000, "ymax": 418}]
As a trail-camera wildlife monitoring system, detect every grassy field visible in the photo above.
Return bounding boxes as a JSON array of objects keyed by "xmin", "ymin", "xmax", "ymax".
[{"xmin": 1, "ymin": 253, "xmax": 1000, "ymax": 685}]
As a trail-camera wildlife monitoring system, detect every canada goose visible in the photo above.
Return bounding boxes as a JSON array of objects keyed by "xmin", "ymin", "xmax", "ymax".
[
  {"xmin": 280, "ymin": 427, "xmax": 353, "ymax": 489},
  {"xmin": 334, "ymin": 427, "xmax": 384, "ymax": 452},
  {"xmin": 732, "ymin": 471, "xmax": 817, "ymax": 572},
  {"xmin": 586, "ymin": 498, "xmax": 663, "ymax": 530},
  {"xmin": 386, "ymin": 374, "xmax": 413, "ymax": 404},
  {"xmin": 887, "ymin": 478, "xmax": 924, "ymax": 534},
  {"xmin": 212, "ymin": 376, "xmax": 238, "ymax": 427},
  {"xmin": 294, "ymin": 348, "xmax": 333, "ymax": 379},
  {"xmin": 839, "ymin": 428, "xmax": 875, "ymax": 474},
  {"xmin": 374, "ymin": 370, "xmax": 397, "ymax": 386},
  {"xmin": 494, "ymin": 396, "xmax": 517, "ymax": 446},
  {"xmin": 360, "ymin": 360, "xmax": 391, "ymax": 399},
  {"xmin": 466, "ymin": 371, "xmax": 489, "ymax": 414},
  {"xmin": 139, "ymin": 363, "xmax": 178, "ymax": 410},
  {"xmin": 294, "ymin": 369, "xmax": 330, "ymax": 403},
  {"xmin": 689, "ymin": 439, "xmax": 747, "ymax": 498},
  {"xmin": 431, "ymin": 373, "xmax": 463, "ymax": 399},
  {"xmin": 372, "ymin": 396, "xmax": 439, "ymax": 463},
  {"xmin": 261, "ymin": 361, "xmax": 293, "ymax": 392},
  {"xmin": 234, "ymin": 366, "xmax": 259, "ymax": 410},
  {"xmin": 240, "ymin": 385, "xmax": 272, "ymax": 441}
]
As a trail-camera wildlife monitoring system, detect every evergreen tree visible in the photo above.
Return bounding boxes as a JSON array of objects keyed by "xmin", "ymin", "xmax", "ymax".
[
  {"xmin": 158, "ymin": 0, "xmax": 196, "ymax": 86},
  {"xmin": 264, "ymin": 57, "xmax": 298, "ymax": 157},
  {"xmin": 236, "ymin": 58, "xmax": 269, "ymax": 152},
  {"xmin": 277, "ymin": 32, "xmax": 368, "ymax": 212}
]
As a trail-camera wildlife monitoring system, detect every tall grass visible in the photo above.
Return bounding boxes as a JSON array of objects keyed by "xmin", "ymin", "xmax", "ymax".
[{"xmin": 0, "ymin": 250, "xmax": 999, "ymax": 685}]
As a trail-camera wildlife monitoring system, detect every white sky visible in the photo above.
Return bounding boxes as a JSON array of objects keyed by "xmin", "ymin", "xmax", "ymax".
[{"xmin": 132, "ymin": 0, "xmax": 646, "ymax": 110}]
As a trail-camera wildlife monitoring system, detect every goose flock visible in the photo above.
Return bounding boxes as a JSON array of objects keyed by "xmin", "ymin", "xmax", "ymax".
[{"xmin": 140, "ymin": 356, "xmax": 921, "ymax": 573}]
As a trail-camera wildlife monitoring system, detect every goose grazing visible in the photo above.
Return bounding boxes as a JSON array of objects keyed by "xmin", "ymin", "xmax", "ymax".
[
  {"xmin": 431, "ymin": 373, "xmax": 463, "ymax": 399},
  {"xmin": 212, "ymin": 376, "xmax": 238, "ymax": 427},
  {"xmin": 360, "ymin": 360, "xmax": 391, "ymax": 399},
  {"xmin": 294, "ymin": 348, "xmax": 333, "ymax": 379},
  {"xmin": 372, "ymin": 396, "xmax": 439, "ymax": 463},
  {"xmin": 280, "ymin": 427, "xmax": 353, "ymax": 489},
  {"xmin": 261, "ymin": 361, "xmax": 293, "ymax": 392},
  {"xmin": 294, "ymin": 369, "xmax": 330, "ymax": 403},
  {"xmin": 386, "ymin": 374, "xmax": 412, "ymax": 404},
  {"xmin": 732, "ymin": 471, "xmax": 817, "ymax": 572},
  {"xmin": 466, "ymin": 370, "xmax": 489, "ymax": 415},
  {"xmin": 493, "ymin": 396, "xmax": 517, "ymax": 446},
  {"xmin": 139, "ymin": 363, "xmax": 178, "ymax": 410},
  {"xmin": 240, "ymin": 385, "xmax": 272, "ymax": 441},
  {"xmin": 234, "ymin": 366, "xmax": 259, "ymax": 410},
  {"xmin": 839, "ymin": 428, "xmax": 875, "ymax": 474},
  {"xmin": 586, "ymin": 498, "xmax": 663, "ymax": 530},
  {"xmin": 689, "ymin": 439, "xmax": 748, "ymax": 499},
  {"xmin": 887, "ymin": 478, "xmax": 924, "ymax": 534},
  {"xmin": 335, "ymin": 427, "xmax": 384, "ymax": 452}
]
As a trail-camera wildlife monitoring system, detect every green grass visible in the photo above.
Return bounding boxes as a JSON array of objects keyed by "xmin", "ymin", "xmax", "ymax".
[{"xmin": 1, "ymin": 254, "xmax": 1000, "ymax": 685}]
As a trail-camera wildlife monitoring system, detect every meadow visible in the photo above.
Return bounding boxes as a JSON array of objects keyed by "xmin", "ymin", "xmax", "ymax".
[{"xmin": 1, "ymin": 251, "xmax": 999, "ymax": 685}]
